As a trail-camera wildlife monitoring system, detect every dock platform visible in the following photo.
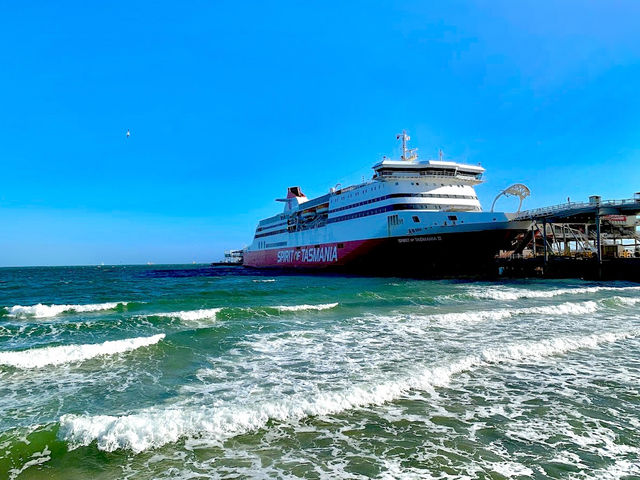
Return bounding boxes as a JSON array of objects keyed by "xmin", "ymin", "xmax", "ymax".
[{"xmin": 496, "ymin": 195, "xmax": 640, "ymax": 282}]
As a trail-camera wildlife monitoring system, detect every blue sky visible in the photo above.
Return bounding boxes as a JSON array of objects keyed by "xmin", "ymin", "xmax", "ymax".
[{"xmin": 1, "ymin": 1, "xmax": 639, "ymax": 266}]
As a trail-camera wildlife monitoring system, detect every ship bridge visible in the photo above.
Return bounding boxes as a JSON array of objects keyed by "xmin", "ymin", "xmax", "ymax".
[
  {"xmin": 371, "ymin": 131, "xmax": 484, "ymax": 184},
  {"xmin": 372, "ymin": 159, "xmax": 484, "ymax": 183}
]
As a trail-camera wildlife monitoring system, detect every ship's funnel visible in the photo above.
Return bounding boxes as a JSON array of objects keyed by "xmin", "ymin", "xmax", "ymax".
[
  {"xmin": 287, "ymin": 186, "xmax": 305, "ymax": 198},
  {"xmin": 276, "ymin": 186, "xmax": 308, "ymax": 213}
]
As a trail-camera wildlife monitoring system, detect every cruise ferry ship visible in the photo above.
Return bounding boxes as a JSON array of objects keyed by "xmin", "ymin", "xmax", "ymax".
[{"xmin": 244, "ymin": 133, "xmax": 530, "ymax": 274}]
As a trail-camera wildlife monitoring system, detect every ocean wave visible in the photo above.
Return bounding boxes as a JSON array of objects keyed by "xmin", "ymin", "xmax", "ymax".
[
  {"xmin": 147, "ymin": 303, "xmax": 337, "ymax": 322},
  {"xmin": 0, "ymin": 334, "xmax": 165, "ymax": 369},
  {"xmin": 429, "ymin": 301, "xmax": 599, "ymax": 324},
  {"xmin": 609, "ymin": 296, "xmax": 640, "ymax": 306},
  {"xmin": 252, "ymin": 279, "xmax": 276, "ymax": 283},
  {"xmin": 152, "ymin": 308, "xmax": 222, "ymax": 322},
  {"xmin": 466, "ymin": 285, "xmax": 640, "ymax": 301},
  {"xmin": 271, "ymin": 303, "xmax": 338, "ymax": 312},
  {"xmin": 7, "ymin": 302, "xmax": 128, "ymax": 319},
  {"xmin": 58, "ymin": 329, "xmax": 635, "ymax": 453}
]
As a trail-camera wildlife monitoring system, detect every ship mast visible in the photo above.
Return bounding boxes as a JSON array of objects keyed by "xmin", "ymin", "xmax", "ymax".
[{"xmin": 396, "ymin": 130, "xmax": 418, "ymax": 162}]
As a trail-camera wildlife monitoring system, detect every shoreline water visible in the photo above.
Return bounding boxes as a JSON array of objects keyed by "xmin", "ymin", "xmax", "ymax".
[{"xmin": 1, "ymin": 265, "xmax": 639, "ymax": 478}]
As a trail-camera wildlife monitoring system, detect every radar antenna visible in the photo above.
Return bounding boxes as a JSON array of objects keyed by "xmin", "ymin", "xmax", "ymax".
[{"xmin": 491, "ymin": 183, "xmax": 531, "ymax": 213}]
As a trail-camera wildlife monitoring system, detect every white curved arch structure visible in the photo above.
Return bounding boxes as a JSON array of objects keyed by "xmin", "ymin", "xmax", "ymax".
[{"xmin": 491, "ymin": 183, "xmax": 531, "ymax": 213}]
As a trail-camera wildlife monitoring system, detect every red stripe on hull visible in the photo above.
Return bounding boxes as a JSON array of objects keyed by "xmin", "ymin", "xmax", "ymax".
[
  {"xmin": 243, "ymin": 240, "xmax": 379, "ymax": 269},
  {"xmin": 243, "ymin": 228, "xmax": 527, "ymax": 274}
]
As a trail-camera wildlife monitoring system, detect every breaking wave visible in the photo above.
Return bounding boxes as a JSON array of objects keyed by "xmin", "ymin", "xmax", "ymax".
[
  {"xmin": 7, "ymin": 302, "xmax": 128, "ymax": 319},
  {"xmin": 429, "ymin": 301, "xmax": 599, "ymax": 324},
  {"xmin": 58, "ymin": 329, "xmax": 635, "ymax": 453},
  {"xmin": 0, "ymin": 334, "xmax": 165, "ymax": 369},
  {"xmin": 609, "ymin": 296, "xmax": 640, "ymax": 306},
  {"xmin": 271, "ymin": 303, "xmax": 338, "ymax": 312},
  {"xmin": 466, "ymin": 285, "xmax": 640, "ymax": 301},
  {"xmin": 148, "ymin": 303, "xmax": 337, "ymax": 323},
  {"xmin": 152, "ymin": 308, "xmax": 222, "ymax": 322}
]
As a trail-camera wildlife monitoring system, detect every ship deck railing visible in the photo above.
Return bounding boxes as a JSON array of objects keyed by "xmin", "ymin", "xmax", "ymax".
[{"xmin": 378, "ymin": 171, "xmax": 480, "ymax": 181}]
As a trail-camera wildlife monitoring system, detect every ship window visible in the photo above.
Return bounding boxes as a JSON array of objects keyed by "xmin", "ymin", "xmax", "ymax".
[
  {"xmin": 412, "ymin": 216, "xmax": 420, "ymax": 223},
  {"xmin": 337, "ymin": 243, "xmax": 344, "ymax": 248}
]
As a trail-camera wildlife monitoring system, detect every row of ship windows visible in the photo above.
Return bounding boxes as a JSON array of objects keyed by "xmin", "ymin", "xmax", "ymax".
[
  {"xmin": 258, "ymin": 213, "xmax": 288, "ymax": 227},
  {"xmin": 259, "ymin": 182, "xmax": 473, "ymax": 228},
  {"xmin": 254, "ymin": 206, "xmax": 467, "ymax": 241},
  {"xmin": 412, "ymin": 214, "xmax": 459, "ymax": 223},
  {"xmin": 256, "ymin": 193, "xmax": 477, "ymax": 232},
  {"xmin": 327, "ymin": 206, "xmax": 394, "ymax": 224},
  {"xmin": 328, "ymin": 193, "xmax": 477, "ymax": 214},
  {"xmin": 266, "ymin": 241, "xmax": 287, "ymax": 248},
  {"xmin": 333, "ymin": 184, "xmax": 383, "ymax": 201},
  {"xmin": 255, "ymin": 221, "xmax": 288, "ymax": 233},
  {"xmin": 257, "ymin": 240, "xmax": 292, "ymax": 248},
  {"xmin": 327, "ymin": 203, "xmax": 448, "ymax": 225},
  {"xmin": 334, "ymin": 183, "xmax": 470, "ymax": 203},
  {"xmin": 255, "ymin": 228, "xmax": 289, "ymax": 239}
]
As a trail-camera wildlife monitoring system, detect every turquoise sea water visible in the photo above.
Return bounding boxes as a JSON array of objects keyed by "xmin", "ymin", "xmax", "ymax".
[{"xmin": 1, "ymin": 265, "xmax": 639, "ymax": 479}]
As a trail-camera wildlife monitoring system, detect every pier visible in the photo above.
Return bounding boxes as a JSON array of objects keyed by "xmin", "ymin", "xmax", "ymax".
[{"xmin": 496, "ymin": 194, "xmax": 640, "ymax": 281}]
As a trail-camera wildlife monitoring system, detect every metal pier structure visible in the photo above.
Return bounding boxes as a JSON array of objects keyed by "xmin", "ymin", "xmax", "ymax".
[{"xmin": 497, "ymin": 194, "xmax": 640, "ymax": 281}]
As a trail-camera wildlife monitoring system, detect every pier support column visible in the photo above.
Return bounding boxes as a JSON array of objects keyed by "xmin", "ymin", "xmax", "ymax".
[
  {"xmin": 595, "ymin": 208, "xmax": 602, "ymax": 280},
  {"xmin": 543, "ymin": 219, "xmax": 548, "ymax": 268},
  {"xmin": 595, "ymin": 209, "xmax": 602, "ymax": 264},
  {"xmin": 532, "ymin": 223, "xmax": 536, "ymax": 257}
]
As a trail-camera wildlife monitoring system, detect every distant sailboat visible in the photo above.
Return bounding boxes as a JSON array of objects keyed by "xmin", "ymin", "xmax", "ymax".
[{"xmin": 126, "ymin": 129, "xmax": 131, "ymax": 138}]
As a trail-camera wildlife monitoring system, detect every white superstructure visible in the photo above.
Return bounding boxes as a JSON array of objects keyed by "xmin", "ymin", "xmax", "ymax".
[{"xmin": 244, "ymin": 132, "xmax": 528, "ymax": 272}]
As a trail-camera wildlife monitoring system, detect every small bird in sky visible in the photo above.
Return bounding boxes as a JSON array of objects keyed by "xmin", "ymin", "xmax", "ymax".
[{"xmin": 126, "ymin": 129, "xmax": 131, "ymax": 138}]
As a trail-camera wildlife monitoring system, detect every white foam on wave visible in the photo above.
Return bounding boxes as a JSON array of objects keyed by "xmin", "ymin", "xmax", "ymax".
[
  {"xmin": 429, "ymin": 301, "xmax": 599, "ymax": 324},
  {"xmin": 147, "ymin": 303, "xmax": 336, "ymax": 324},
  {"xmin": 252, "ymin": 279, "xmax": 276, "ymax": 283},
  {"xmin": 273, "ymin": 303, "xmax": 338, "ymax": 312},
  {"xmin": 467, "ymin": 285, "xmax": 640, "ymax": 301},
  {"xmin": 153, "ymin": 308, "xmax": 221, "ymax": 322},
  {"xmin": 8, "ymin": 302, "xmax": 127, "ymax": 318},
  {"xmin": 611, "ymin": 296, "xmax": 640, "ymax": 306},
  {"xmin": 7, "ymin": 445, "xmax": 52, "ymax": 480},
  {"xmin": 58, "ymin": 329, "xmax": 635, "ymax": 453},
  {"xmin": 477, "ymin": 330, "xmax": 635, "ymax": 363},
  {"xmin": 0, "ymin": 334, "xmax": 165, "ymax": 369}
]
